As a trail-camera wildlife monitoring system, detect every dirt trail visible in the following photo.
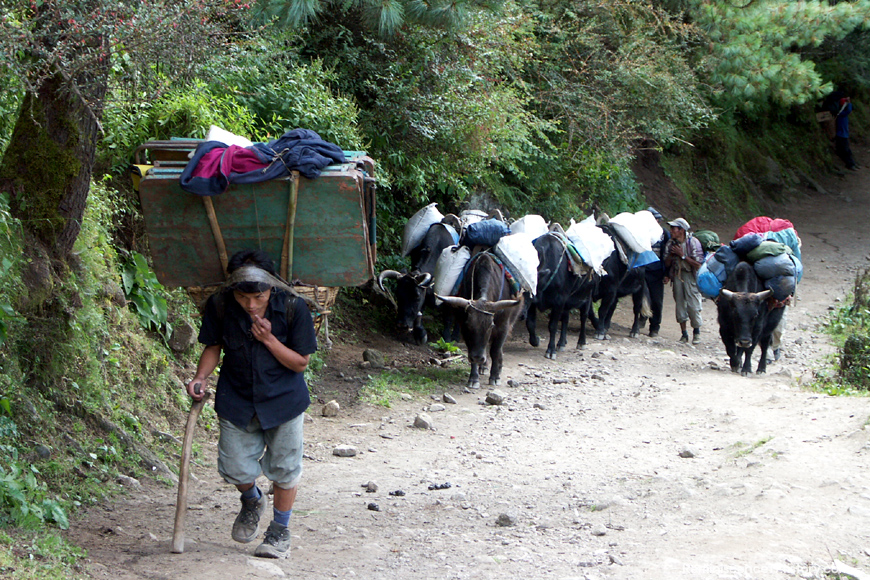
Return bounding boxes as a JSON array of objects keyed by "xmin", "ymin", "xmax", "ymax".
[{"xmin": 71, "ymin": 156, "xmax": 870, "ymax": 580}]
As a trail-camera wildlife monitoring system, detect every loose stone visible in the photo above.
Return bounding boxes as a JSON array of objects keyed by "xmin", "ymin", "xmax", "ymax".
[
  {"xmin": 322, "ymin": 400, "xmax": 340, "ymax": 417},
  {"xmin": 333, "ymin": 445, "xmax": 358, "ymax": 457},
  {"xmin": 414, "ymin": 413, "xmax": 434, "ymax": 429},
  {"xmin": 486, "ymin": 390, "xmax": 506, "ymax": 405}
]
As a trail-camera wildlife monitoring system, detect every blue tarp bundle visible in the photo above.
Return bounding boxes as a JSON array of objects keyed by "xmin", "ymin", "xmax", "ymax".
[
  {"xmin": 698, "ymin": 260, "xmax": 722, "ymax": 298},
  {"xmin": 462, "ymin": 219, "xmax": 511, "ymax": 248}
]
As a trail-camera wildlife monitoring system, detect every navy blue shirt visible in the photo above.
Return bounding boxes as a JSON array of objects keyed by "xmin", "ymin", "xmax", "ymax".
[
  {"xmin": 198, "ymin": 289, "xmax": 318, "ymax": 430},
  {"xmin": 837, "ymin": 102, "xmax": 852, "ymax": 138}
]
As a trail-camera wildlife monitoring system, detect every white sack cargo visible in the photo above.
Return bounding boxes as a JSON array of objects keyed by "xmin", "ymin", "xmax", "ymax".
[
  {"xmin": 402, "ymin": 203, "xmax": 444, "ymax": 257},
  {"xmin": 635, "ymin": 210, "xmax": 666, "ymax": 248},
  {"xmin": 565, "ymin": 216, "xmax": 615, "ymax": 275},
  {"xmin": 608, "ymin": 211, "xmax": 655, "ymax": 254},
  {"xmin": 205, "ymin": 125, "xmax": 253, "ymax": 148},
  {"xmin": 190, "ymin": 125, "xmax": 253, "ymax": 158},
  {"xmin": 494, "ymin": 232, "xmax": 540, "ymax": 297},
  {"xmin": 433, "ymin": 245, "xmax": 471, "ymax": 304},
  {"xmin": 510, "ymin": 215, "xmax": 548, "ymax": 239},
  {"xmin": 459, "ymin": 209, "xmax": 488, "ymax": 226}
]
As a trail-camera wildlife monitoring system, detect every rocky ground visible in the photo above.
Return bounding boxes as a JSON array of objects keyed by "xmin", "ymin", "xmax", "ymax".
[{"xmin": 68, "ymin": 153, "xmax": 870, "ymax": 580}]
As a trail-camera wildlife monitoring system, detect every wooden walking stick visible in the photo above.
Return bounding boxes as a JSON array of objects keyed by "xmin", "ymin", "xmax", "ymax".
[{"xmin": 171, "ymin": 382, "xmax": 211, "ymax": 554}]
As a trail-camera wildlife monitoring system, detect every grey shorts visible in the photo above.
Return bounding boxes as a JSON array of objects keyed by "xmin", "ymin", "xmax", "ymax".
[{"xmin": 217, "ymin": 413, "xmax": 304, "ymax": 489}]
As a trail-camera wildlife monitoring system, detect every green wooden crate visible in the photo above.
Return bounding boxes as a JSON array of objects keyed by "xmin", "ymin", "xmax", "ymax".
[{"xmin": 134, "ymin": 141, "xmax": 376, "ymax": 288}]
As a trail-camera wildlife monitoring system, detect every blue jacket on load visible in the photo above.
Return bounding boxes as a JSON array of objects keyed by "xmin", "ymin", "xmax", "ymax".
[{"xmin": 180, "ymin": 128, "xmax": 347, "ymax": 197}]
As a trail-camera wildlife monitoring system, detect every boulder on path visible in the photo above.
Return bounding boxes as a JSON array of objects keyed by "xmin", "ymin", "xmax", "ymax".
[
  {"xmin": 333, "ymin": 445, "xmax": 358, "ymax": 457},
  {"xmin": 363, "ymin": 348, "xmax": 386, "ymax": 369},
  {"xmin": 414, "ymin": 413, "xmax": 434, "ymax": 430},
  {"xmin": 485, "ymin": 390, "xmax": 506, "ymax": 405},
  {"xmin": 322, "ymin": 400, "xmax": 340, "ymax": 417}
]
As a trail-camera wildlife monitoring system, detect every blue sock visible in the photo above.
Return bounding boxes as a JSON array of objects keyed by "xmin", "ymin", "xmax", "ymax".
[
  {"xmin": 273, "ymin": 507, "xmax": 292, "ymax": 528},
  {"xmin": 241, "ymin": 485, "xmax": 261, "ymax": 502}
]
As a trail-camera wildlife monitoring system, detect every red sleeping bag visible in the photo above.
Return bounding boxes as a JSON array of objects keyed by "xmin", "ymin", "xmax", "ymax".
[{"xmin": 734, "ymin": 216, "xmax": 795, "ymax": 240}]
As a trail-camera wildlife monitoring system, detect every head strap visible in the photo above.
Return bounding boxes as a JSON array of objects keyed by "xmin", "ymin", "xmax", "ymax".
[{"xmin": 223, "ymin": 265, "xmax": 321, "ymax": 311}]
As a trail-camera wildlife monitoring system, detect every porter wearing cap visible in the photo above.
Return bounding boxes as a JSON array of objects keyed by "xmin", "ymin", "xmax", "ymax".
[
  {"xmin": 664, "ymin": 218, "xmax": 704, "ymax": 344},
  {"xmin": 667, "ymin": 217, "xmax": 691, "ymax": 232}
]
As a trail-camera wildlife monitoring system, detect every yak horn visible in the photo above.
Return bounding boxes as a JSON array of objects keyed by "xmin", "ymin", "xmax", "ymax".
[
  {"xmin": 416, "ymin": 272, "xmax": 433, "ymax": 288},
  {"xmin": 486, "ymin": 299, "xmax": 522, "ymax": 312},
  {"xmin": 378, "ymin": 269, "xmax": 403, "ymax": 292},
  {"xmin": 435, "ymin": 294, "xmax": 470, "ymax": 309},
  {"xmin": 755, "ymin": 289, "xmax": 773, "ymax": 301},
  {"xmin": 719, "ymin": 289, "xmax": 734, "ymax": 300}
]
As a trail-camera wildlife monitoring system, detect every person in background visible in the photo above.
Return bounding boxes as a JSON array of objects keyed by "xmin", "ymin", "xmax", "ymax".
[
  {"xmin": 187, "ymin": 249, "xmax": 317, "ymax": 559},
  {"xmin": 663, "ymin": 218, "xmax": 704, "ymax": 344},
  {"xmin": 835, "ymin": 95, "xmax": 858, "ymax": 171},
  {"xmin": 644, "ymin": 207, "xmax": 670, "ymax": 338}
]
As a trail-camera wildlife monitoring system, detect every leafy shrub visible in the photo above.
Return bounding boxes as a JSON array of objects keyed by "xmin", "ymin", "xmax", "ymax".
[
  {"xmin": 203, "ymin": 32, "xmax": 363, "ymax": 147},
  {"xmin": 0, "ymin": 73, "xmax": 21, "ymax": 158},
  {"xmin": 0, "ymin": 416, "xmax": 69, "ymax": 530},
  {"xmin": 840, "ymin": 333, "xmax": 870, "ymax": 388},
  {"xmin": 0, "ymin": 193, "xmax": 21, "ymax": 346},
  {"xmin": 429, "ymin": 338, "xmax": 461, "ymax": 354},
  {"xmin": 121, "ymin": 252, "xmax": 172, "ymax": 342},
  {"xmin": 824, "ymin": 269, "xmax": 870, "ymax": 391},
  {"xmin": 100, "ymin": 82, "xmax": 257, "ymax": 175}
]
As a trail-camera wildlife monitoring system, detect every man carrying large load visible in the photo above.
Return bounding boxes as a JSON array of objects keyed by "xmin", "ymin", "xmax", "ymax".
[{"xmin": 187, "ymin": 249, "xmax": 318, "ymax": 559}]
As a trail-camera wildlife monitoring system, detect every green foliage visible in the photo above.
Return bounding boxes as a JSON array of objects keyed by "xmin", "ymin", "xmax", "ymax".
[
  {"xmin": 0, "ymin": 193, "xmax": 22, "ymax": 347},
  {"xmin": 527, "ymin": 0, "xmax": 714, "ymax": 150},
  {"xmin": 813, "ymin": 29, "xmax": 870, "ymax": 97},
  {"xmin": 361, "ymin": 364, "xmax": 471, "ymax": 406},
  {"xmin": 354, "ymin": 11, "xmax": 557, "ymax": 204},
  {"xmin": 691, "ymin": 0, "xmax": 870, "ymax": 114},
  {"xmin": 0, "ymin": 417, "xmax": 69, "ymax": 530},
  {"xmin": 252, "ymin": 0, "xmax": 501, "ymax": 36},
  {"xmin": 202, "ymin": 30, "xmax": 363, "ymax": 147},
  {"xmin": 305, "ymin": 350, "xmax": 326, "ymax": 385},
  {"xmin": 0, "ymin": 465, "xmax": 70, "ymax": 530},
  {"xmin": 0, "ymin": 529, "xmax": 87, "ymax": 580},
  {"xmin": 573, "ymin": 148, "xmax": 644, "ymax": 215},
  {"xmin": 819, "ymin": 270, "xmax": 870, "ymax": 392},
  {"xmin": 120, "ymin": 252, "xmax": 172, "ymax": 342},
  {"xmin": 659, "ymin": 112, "xmax": 831, "ymax": 221},
  {"xmin": 840, "ymin": 333, "xmax": 870, "ymax": 388},
  {"xmin": 0, "ymin": 72, "xmax": 21, "ymax": 158},
  {"xmin": 100, "ymin": 82, "xmax": 257, "ymax": 175},
  {"xmin": 429, "ymin": 338, "xmax": 461, "ymax": 354},
  {"xmin": 294, "ymin": 5, "xmax": 567, "ymax": 251}
]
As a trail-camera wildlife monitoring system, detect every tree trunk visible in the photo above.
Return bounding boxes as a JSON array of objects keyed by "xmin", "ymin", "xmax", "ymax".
[{"xmin": 0, "ymin": 68, "xmax": 107, "ymax": 258}]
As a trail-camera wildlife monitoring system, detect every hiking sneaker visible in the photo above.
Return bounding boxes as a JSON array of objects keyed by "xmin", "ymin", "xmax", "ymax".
[
  {"xmin": 232, "ymin": 493, "xmax": 267, "ymax": 543},
  {"xmin": 254, "ymin": 521, "xmax": 291, "ymax": 558},
  {"xmin": 679, "ymin": 332, "xmax": 689, "ymax": 343},
  {"xmin": 692, "ymin": 329, "xmax": 701, "ymax": 345},
  {"xmin": 649, "ymin": 329, "xmax": 659, "ymax": 338}
]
